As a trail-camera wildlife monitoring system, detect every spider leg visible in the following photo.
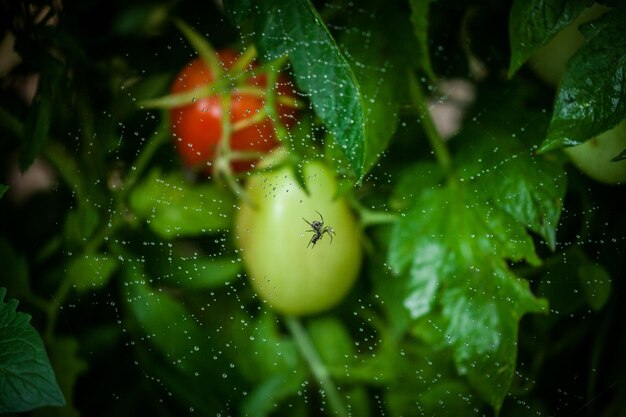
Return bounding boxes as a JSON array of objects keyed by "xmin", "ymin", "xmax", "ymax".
[
  {"xmin": 307, "ymin": 234, "xmax": 317, "ymax": 248},
  {"xmin": 315, "ymin": 210, "xmax": 324, "ymax": 223},
  {"xmin": 303, "ymin": 218, "xmax": 314, "ymax": 228},
  {"xmin": 322, "ymin": 227, "xmax": 335, "ymax": 244}
]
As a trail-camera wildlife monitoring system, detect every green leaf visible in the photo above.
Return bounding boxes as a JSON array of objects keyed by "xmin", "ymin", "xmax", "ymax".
[
  {"xmin": 124, "ymin": 268, "xmax": 209, "ymax": 374},
  {"xmin": 129, "ymin": 169, "xmax": 234, "ymax": 238},
  {"xmin": 232, "ymin": 312, "xmax": 304, "ymax": 382},
  {"xmin": 541, "ymin": 8, "xmax": 626, "ymax": 151},
  {"xmin": 134, "ymin": 343, "xmax": 225, "ymax": 414},
  {"xmin": 20, "ymin": 55, "xmax": 65, "ymax": 171},
  {"xmin": 66, "ymin": 254, "xmax": 119, "ymax": 293},
  {"xmin": 236, "ymin": 313, "xmax": 306, "ymax": 417},
  {"xmin": 359, "ymin": 338, "xmax": 480, "ymax": 416},
  {"xmin": 240, "ymin": 372, "xmax": 306, "ymax": 417},
  {"xmin": 537, "ymin": 247, "xmax": 611, "ymax": 318},
  {"xmin": 0, "ymin": 288, "xmax": 65, "ymax": 413},
  {"xmin": 339, "ymin": 2, "xmax": 415, "ymax": 172},
  {"xmin": 0, "ymin": 184, "xmax": 7, "ymax": 199},
  {"xmin": 32, "ymin": 337, "xmax": 87, "ymax": 417},
  {"xmin": 409, "ymin": 0, "xmax": 436, "ymax": 80},
  {"xmin": 389, "ymin": 161, "xmax": 444, "ymax": 212},
  {"xmin": 63, "ymin": 205, "xmax": 100, "ymax": 248},
  {"xmin": 225, "ymin": 0, "xmax": 366, "ymax": 178},
  {"xmin": 307, "ymin": 317, "xmax": 354, "ymax": 368},
  {"xmin": 508, "ymin": 0, "xmax": 594, "ymax": 78},
  {"xmin": 455, "ymin": 81, "xmax": 566, "ymax": 250},
  {"xmin": 388, "ymin": 182, "xmax": 547, "ymax": 410},
  {"xmin": 460, "ymin": 138, "xmax": 566, "ymax": 250},
  {"xmin": 0, "ymin": 238, "xmax": 30, "ymax": 301},
  {"xmin": 578, "ymin": 261, "xmax": 612, "ymax": 311},
  {"xmin": 148, "ymin": 252, "xmax": 242, "ymax": 290},
  {"xmin": 123, "ymin": 261, "xmax": 243, "ymax": 399}
]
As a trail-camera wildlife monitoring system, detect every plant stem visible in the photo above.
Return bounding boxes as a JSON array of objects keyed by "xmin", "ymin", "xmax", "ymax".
[
  {"xmin": 230, "ymin": 45, "xmax": 257, "ymax": 74},
  {"xmin": 284, "ymin": 315, "xmax": 348, "ymax": 417},
  {"xmin": 45, "ymin": 274, "xmax": 73, "ymax": 342},
  {"xmin": 122, "ymin": 118, "xmax": 170, "ymax": 193},
  {"xmin": 263, "ymin": 57, "xmax": 291, "ymax": 141},
  {"xmin": 408, "ymin": 72, "xmax": 453, "ymax": 174},
  {"xmin": 84, "ymin": 116, "xmax": 169, "ymax": 253}
]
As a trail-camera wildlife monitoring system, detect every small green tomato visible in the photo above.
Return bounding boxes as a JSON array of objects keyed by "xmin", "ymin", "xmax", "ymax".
[
  {"xmin": 564, "ymin": 120, "xmax": 626, "ymax": 185},
  {"xmin": 234, "ymin": 152, "xmax": 362, "ymax": 316}
]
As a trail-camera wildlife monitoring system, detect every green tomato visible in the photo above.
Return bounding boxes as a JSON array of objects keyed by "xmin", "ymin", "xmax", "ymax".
[
  {"xmin": 564, "ymin": 120, "xmax": 626, "ymax": 185},
  {"xmin": 234, "ymin": 152, "xmax": 363, "ymax": 316},
  {"xmin": 528, "ymin": 3, "xmax": 610, "ymax": 87}
]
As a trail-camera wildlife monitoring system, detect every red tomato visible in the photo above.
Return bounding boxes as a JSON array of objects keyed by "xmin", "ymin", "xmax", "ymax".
[{"xmin": 169, "ymin": 49, "xmax": 297, "ymax": 173}]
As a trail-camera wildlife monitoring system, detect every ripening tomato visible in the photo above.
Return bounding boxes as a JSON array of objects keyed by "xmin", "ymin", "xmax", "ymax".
[
  {"xmin": 234, "ymin": 151, "xmax": 363, "ymax": 316},
  {"xmin": 169, "ymin": 49, "xmax": 297, "ymax": 173}
]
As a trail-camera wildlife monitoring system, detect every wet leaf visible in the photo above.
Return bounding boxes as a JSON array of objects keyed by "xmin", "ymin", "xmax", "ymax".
[
  {"xmin": 339, "ymin": 1, "xmax": 416, "ymax": 172},
  {"xmin": 409, "ymin": 0, "xmax": 436, "ymax": 80},
  {"xmin": 508, "ymin": 0, "xmax": 594, "ymax": 78},
  {"xmin": 32, "ymin": 337, "xmax": 87, "ymax": 417},
  {"xmin": 541, "ymin": 8, "xmax": 626, "ymax": 151},
  {"xmin": 388, "ymin": 182, "xmax": 547, "ymax": 410},
  {"xmin": 225, "ymin": 0, "xmax": 366, "ymax": 178},
  {"xmin": 0, "ymin": 288, "xmax": 65, "ymax": 412},
  {"xmin": 455, "ymin": 81, "xmax": 566, "ymax": 249}
]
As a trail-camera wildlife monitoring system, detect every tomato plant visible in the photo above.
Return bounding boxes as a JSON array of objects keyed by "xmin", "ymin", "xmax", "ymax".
[
  {"xmin": 169, "ymin": 48, "xmax": 297, "ymax": 173},
  {"xmin": 2, "ymin": 1, "xmax": 626, "ymax": 417},
  {"xmin": 235, "ymin": 151, "xmax": 362, "ymax": 315}
]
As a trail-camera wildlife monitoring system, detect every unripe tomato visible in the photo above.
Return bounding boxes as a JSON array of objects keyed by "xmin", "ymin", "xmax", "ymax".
[
  {"xmin": 169, "ymin": 49, "xmax": 296, "ymax": 173},
  {"xmin": 234, "ymin": 152, "xmax": 363, "ymax": 316},
  {"xmin": 528, "ymin": 3, "xmax": 610, "ymax": 87},
  {"xmin": 564, "ymin": 120, "xmax": 626, "ymax": 184}
]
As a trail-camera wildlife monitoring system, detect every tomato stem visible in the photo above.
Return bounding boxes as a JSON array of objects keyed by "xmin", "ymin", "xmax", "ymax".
[
  {"xmin": 231, "ymin": 107, "xmax": 268, "ymax": 132},
  {"xmin": 408, "ymin": 72, "xmax": 453, "ymax": 174},
  {"xmin": 264, "ymin": 58, "xmax": 290, "ymax": 143},
  {"xmin": 234, "ymin": 85, "xmax": 304, "ymax": 109},
  {"xmin": 174, "ymin": 19, "xmax": 223, "ymax": 79},
  {"xmin": 211, "ymin": 91, "xmax": 255, "ymax": 204},
  {"xmin": 230, "ymin": 45, "xmax": 257, "ymax": 75},
  {"xmin": 123, "ymin": 117, "xmax": 170, "ymax": 191},
  {"xmin": 284, "ymin": 315, "xmax": 349, "ymax": 417}
]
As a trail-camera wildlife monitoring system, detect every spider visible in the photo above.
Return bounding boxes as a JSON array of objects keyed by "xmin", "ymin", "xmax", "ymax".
[{"xmin": 303, "ymin": 211, "xmax": 336, "ymax": 248}]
